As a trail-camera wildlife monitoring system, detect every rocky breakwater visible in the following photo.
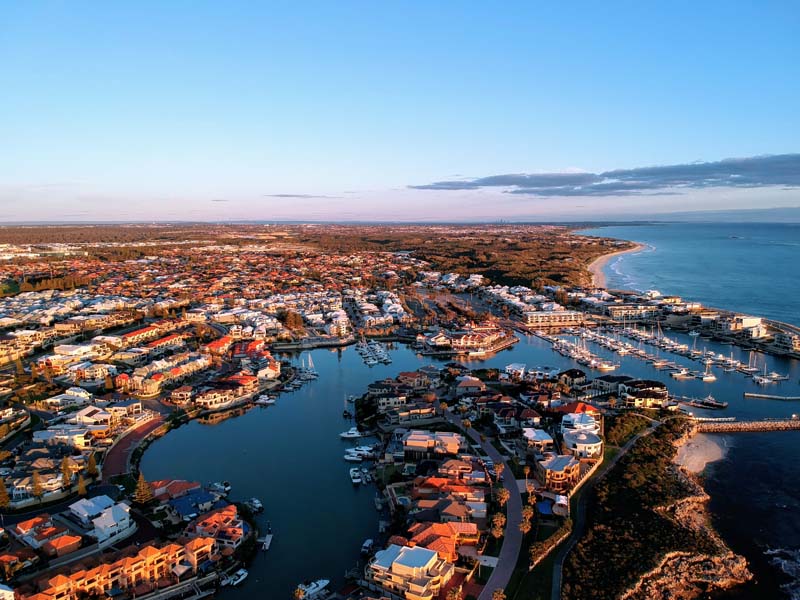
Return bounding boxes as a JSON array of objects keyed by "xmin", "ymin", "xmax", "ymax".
[{"xmin": 620, "ymin": 428, "xmax": 752, "ymax": 600}]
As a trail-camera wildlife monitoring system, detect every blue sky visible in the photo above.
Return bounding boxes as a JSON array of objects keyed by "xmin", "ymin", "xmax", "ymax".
[{"xmin": 1, "ymin": 1, "xmax": 799, "ymax": 221}]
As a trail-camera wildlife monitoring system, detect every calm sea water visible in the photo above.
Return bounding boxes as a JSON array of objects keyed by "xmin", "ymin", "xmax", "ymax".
[
  {"xmin": 580, "ymin": 222, "xmax": 800, "ymax": 327},
  {"xmin": 582, "ymin": 222, "xmax": 800, "ymax": 599}
]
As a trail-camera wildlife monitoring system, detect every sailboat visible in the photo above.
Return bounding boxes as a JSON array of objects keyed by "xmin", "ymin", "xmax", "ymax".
[
  {"xmin": 753, "ymin": 365, "xmax": 773, "ymax": 385},
  {"xmin": 698, "ymin": 363, "xmax": 716, "ymax": 382}
]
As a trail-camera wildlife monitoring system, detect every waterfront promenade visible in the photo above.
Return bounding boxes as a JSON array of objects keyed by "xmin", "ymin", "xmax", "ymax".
[{"xmin": 102, "ymin": 415, "xmax": 165, "ymax": 480}]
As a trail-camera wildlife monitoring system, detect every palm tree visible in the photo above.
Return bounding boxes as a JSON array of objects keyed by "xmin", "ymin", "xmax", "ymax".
[
  {"xmin": 492, "ymin": 589, "xmax": 506, "ymax": 600},
  {"xmin": 496, "ymin": 487, "xmax": 510, "ymax": 507},
  {"xmin": 446, "ymin": 588, "xmax": 463, "ymax": 600},
  {"xmin": 519, "ymin": 520, "xmax": 532, "ymax": 535},
  {"xmin": 523, "ymin": 465, "xmax": 530, "ymax": 486},
  {"xmin": 522, "ymin": 506, "xmax": 534, "ymax": 521},
  {"xmin": 495, "ymin": 463, "xmax": 505, "ymax": 478},
  {"xmin": 293, "ymin": 587, "xmax": 305, "ymax": 599}
]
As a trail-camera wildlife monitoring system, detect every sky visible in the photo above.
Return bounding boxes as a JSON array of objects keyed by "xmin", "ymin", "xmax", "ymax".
[{"xmin": 1, "ymin": 1, "xmax": 799, "ymax": 222}]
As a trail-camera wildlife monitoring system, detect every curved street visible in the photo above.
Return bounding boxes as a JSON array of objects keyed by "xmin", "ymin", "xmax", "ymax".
[{"xmin": 443, "ymin": 409, "xmax": 523, "ymax": 600}]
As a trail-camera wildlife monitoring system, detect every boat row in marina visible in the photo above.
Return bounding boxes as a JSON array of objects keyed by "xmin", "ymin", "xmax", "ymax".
[
  {"xmin": 355, "ymin": 340, "xmax": 392, "ymax": 366},
  {"xmin": 550, "ymin": 337, "xmax": 618, "ymax": 371},
  {"xmin": 571, "ymin": 326, "xmax": 789, "ymax": 384}
]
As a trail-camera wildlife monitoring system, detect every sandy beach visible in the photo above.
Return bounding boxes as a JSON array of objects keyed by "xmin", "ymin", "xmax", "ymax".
[
  {"xmin": 674, "ymin": 433, "xmax": 728, "ymax": 474},
  {"xmin": 587, "ymin": 243, "xmax": 646, "ymax": 288}
]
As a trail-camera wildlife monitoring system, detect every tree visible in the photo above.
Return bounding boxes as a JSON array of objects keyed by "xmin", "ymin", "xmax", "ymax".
[
  {"xmin": 32, "ymin": 470, "xmax": 44, "ymax": 500},
  {"xmin": 104, "ymin": 375, "xmax": 115, "ymax": 392},
  {"xmin": 0, "ymin": 477, "xmax": 10, "ymax": 509},
  {"xmin": 133, "ymin": 471, "xmax": 154, "ymax": 505},
  {"xmin": 523, "ymin": 465, "xmax": 531, "ymax": 483},
  {"xmin": 491, "ymin": 525, "xmax": 504, "ymax": 539},
  {"xmin": 496, "ymin": 487, "xmax": 510, "ymax": 507},
  {"xmin": 447, "ymin": 588, "xmax": 463, "ymax": 600},
  {"xmin": 519, "ymin": 520, "xmax": 532, "ymax": 535},
  {"xmin": 462, "ymin": 419, "xmax": 472, "ymax": 429},
  {"xmin": 77, "ymin": 474, "xmax": 87, "ymax": 496},
  {"xmin": 495, "ymin": 462, "xmax": 505, "ymax": 478},
  {"xmin": 61, "ymin": 456, "xmax": 72, "ymax": 489},
  {"xmin": 492, "ymin": 513, "xmax": 506, "ymax": 529},
  {"xmin": 492, "ymin": 589, "xmax": 506, "ymax": 600},
  {"xmin": 293, "ymin": 586, "xmax": 305, "ymax": 599},
  {"xmin": 522, "ymin": 505, "xmax": 535, "ymax": 521},
  {"xmin": 86, "ymin": 452, "xmax": 98, "ymax": 477}
]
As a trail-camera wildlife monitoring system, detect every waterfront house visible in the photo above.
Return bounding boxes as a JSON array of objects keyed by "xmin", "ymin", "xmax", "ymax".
[
  {"xmin": 20, "ymin": 537, "xmax": 218, "ymax": 600},
  {"xmin": 402, "ymin": 431, "xmax": 465, "ymax": 459},
  {"xmin": 186, "ymin": 504, "xmax": 246, "ymax": 552},
  {"xmin": 365, "ymin": 544, "xmax": 455, "ymax": 600},
  {"xmin": 406, "ymin": 521, "xmax": 480, "ymax": 562}
]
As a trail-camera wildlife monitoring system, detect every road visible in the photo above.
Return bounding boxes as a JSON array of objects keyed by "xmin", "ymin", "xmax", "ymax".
[
  {"xmin": 550, "ymin": 422, "xmax": 659, "ymax": 600},
  {"xmin": 443, "ymin": 409, "xmax": 523, "ymax": 600}
]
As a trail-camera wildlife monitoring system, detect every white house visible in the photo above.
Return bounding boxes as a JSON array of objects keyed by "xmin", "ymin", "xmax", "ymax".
[
  {"xmin": 69, "ymin": 495, "xmax": 115, "ymax": 526},
  {"xmin": 91, "ymin": 502, "xmax": 133, "ymax": 543},
  {"xmin": 562, "ymin": 430, "xmax": 603, "ymax": 458}
]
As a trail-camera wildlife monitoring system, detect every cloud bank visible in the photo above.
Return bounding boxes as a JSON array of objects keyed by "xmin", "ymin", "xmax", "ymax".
[{"xmin": 410, "ymin": 154, "xmax": 800, "ymax": 197}]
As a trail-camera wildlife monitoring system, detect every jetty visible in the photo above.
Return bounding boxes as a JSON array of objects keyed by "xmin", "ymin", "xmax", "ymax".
[
  {"xmin": 743, "ymin": 392, "xmax": 800, "ymax": 401},
  {"xmin": 697, "ymin": 419, "xmax": 800, "ymax": 433}
]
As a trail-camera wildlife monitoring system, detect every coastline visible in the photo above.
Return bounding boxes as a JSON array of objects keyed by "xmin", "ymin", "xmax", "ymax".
[
  {"xmin": 586, "ymin": 242, "xmax": 646, "ymax": 288},
  {"xmin": 620, "ymin": 428, "xmax": 751, "ymax": 600},
  {"xmin": 673, "ymin": 432, "xmax": 728, "ymax": 474}
]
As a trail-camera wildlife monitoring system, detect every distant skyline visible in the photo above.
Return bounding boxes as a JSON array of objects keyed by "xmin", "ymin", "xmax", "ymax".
[{"xmin": 2, "ymin": 2, "xmax": 799, "ymax": 222}]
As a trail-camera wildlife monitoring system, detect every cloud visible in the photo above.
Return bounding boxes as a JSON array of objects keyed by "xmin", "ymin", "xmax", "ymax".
[
  {"xmin": 263, "ymin": 193, "xmax": 341, "ymax": 199},
  {"xmin": 410, "ymin": 154, "xmax": 800, "ymax": 197}
]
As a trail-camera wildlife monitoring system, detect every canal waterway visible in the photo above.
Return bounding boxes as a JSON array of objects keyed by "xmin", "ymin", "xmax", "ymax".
[{"xmin": 140, "ymin": 328, "xmax": 800, "ymax": 598}]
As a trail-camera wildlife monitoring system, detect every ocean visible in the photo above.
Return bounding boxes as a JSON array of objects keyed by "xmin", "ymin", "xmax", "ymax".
[
  {"xmin": 582, "ymin": 222, "xmax": 800, "ymax": 599},
  {"xmin": 580, "ymin": 222, "xmax": 800, "ymax": 327}
]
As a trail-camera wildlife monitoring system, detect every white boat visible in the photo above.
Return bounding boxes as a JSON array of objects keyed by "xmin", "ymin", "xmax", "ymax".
[
  {"xmin": 349, "ymin": 468, "xmax": 362, "ymax": 484},
  {"xmin": 256, "ymin": 395, "xmax": 276, "ymax": 405},
  {"xmin": 246, "ymin": 498, "xmax": 263, "ymax": 512},
  {"xmin": 361, "ymin": 538, "xmax": 374, "ymax": 554},
  {"xmin": 344, "ymin": 453, "xmax": 363, "ymax": 462},
  {"xmin": 339, "ymin": 427, "xmax": 363, "ymax": 439},
  {"xmin": 296, "ymin": 579, "xmax": 330, "ymax": 598},
  {"xmin": 228, "ymin": 568, "xmax": 248, "ymax": 586}
]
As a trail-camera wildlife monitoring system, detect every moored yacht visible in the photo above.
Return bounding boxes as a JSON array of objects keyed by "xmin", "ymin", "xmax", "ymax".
[
  {"xmin": 296, "ymin": 579, "xmax": 330, "ymax": 598},
  {"xmin": 349, "ymin": 467, "xmax": 362, "ymax": 484},
  {"xmin": 339, "ymin": 427, "xmax": 363, "ymax": 439}
]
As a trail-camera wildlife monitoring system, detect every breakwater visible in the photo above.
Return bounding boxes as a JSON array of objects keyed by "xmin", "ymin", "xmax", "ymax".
[{"xmin": 697, "ymin": 419, "xmax": 800, "ymax": 433}]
